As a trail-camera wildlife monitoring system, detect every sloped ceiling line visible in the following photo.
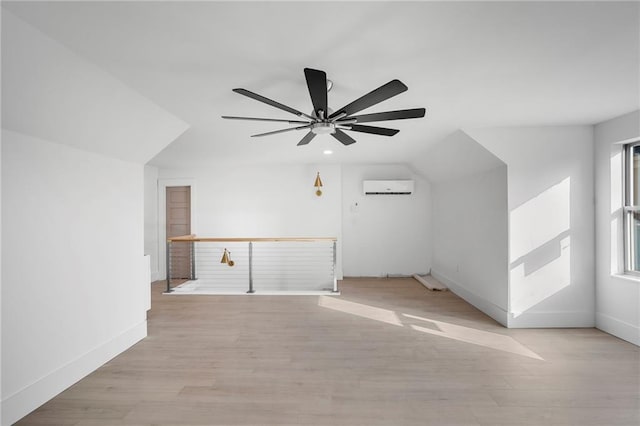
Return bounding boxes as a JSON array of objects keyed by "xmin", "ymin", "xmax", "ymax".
[{"xmin": 1, "ymin": 10, "xmax": 190, "ymax": 164}]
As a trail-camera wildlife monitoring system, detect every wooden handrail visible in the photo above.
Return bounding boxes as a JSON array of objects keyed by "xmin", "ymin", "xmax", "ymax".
[
  {"xmin": 165, "ymin": 234, "xmax": 339, "ymax": 294},
  {"xmin": 167, "ymin": 235, "xmax": 337, "ymax": 243}
]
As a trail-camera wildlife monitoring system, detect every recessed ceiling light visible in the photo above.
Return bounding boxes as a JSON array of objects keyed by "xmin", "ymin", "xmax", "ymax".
[{"xmin": 323, "ymin": 150, "xmax": 333, "ymax": 155}]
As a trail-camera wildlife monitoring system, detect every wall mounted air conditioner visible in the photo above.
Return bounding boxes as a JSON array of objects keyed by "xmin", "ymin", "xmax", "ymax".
[{"xmin": 363, "ymin": 180, "xmax": 415, "ymax": 195}]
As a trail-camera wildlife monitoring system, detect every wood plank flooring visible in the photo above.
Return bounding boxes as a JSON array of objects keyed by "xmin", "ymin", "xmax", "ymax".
[{"xmin": 16, "ymin": 278, "xmax": 640, "ymax": 425}]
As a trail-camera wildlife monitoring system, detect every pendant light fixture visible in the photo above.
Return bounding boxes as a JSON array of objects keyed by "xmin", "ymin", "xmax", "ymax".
[
  {"xmin": 220, "ymin": 248, "xmax": 235, "ymax": 267},
  {"xmin": 314, "ymin": 172, "xmax": 323, "ymax": 196}
]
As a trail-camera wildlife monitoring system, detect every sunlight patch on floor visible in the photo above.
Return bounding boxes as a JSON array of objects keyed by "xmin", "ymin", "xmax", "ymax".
[
  {"xmin": 317, "ymin": 296, "xmax": 544, "ymax": 360},
  {"xmin": 318, "ymin": 296, "xmax": 403, "ymax": 326},
  {"xmin": 403, "ymin": 313, "xmax": 544, "ymax": 360}
]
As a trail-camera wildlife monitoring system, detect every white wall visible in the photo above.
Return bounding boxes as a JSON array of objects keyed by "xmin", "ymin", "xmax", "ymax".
[
  {"xmin": 341, "ymin": 164, "xmax": 431, "ymax": 277},
  {"xmin": 594, "ymin": 110, "xmax": 640, "ymax": 345},
  {"xmin": 417, "ymin": 130, "xmax": 508, "ymax": 325},
  {"xmin": 0, "ymin": 133, "xmax": 3, "ymax": 422},
  {"xmin": 157, "ymin": 164, "xmax": 344, "ymax": 280},
  {"xmin": 1, "ymin": 130, "xmax": 148, "ymax": 425},
  {"xmin": 144, "ymin": 165, "xmax": 160, "ymax": 282},
  {"xmin": 150, "ymin": 163, "xmax": 433, "ymax": 281},
  {"xmin": 410, "ymin": 131, "xmax": 510, "ymax": 324},
  {"xmin": 1, "ymin": 12, "xmax": 187, "ymax": 422},
  {"xmin": 469, "ymin": 126, "xmax": 595, "ymax": 327},
  {"xmin": 431, "ymin": 167, "xmax": 508, "ymax": 325}
]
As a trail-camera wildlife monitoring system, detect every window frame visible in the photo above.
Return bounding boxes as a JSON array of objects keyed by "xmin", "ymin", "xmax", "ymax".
[{"xmin": 623, "ymin": 139, "xmax": 640, "ymax": 276}]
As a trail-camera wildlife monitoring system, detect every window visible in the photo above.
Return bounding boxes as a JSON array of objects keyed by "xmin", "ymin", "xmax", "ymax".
[{"xmin": 624, "ymin": 141, "xmax": 640, "ymax": 274}]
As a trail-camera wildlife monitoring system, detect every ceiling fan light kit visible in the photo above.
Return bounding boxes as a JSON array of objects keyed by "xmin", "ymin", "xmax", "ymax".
[
  {"xmin": 311, "ymin": 122, "xmax": 335, "ymax": 135},
  {"xmin": 222, "ymin": 68, "xmax": 426, "ymax": 146}
]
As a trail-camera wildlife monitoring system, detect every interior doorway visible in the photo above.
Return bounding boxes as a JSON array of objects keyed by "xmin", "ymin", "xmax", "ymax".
[{"xmin": 166, "ymin": 186, "xmax": 191, "ymax": 279}]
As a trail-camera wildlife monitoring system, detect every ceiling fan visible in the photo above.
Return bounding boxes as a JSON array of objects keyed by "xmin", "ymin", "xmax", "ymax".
[{"xmin": 222, "ymin": 68, "xmax": 426, "ymax": 146}]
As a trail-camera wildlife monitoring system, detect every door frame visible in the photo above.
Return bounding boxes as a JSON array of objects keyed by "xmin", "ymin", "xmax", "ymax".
[{"xmin": 158, "ymin": 178, "xmax": 196, "ymax": 281}]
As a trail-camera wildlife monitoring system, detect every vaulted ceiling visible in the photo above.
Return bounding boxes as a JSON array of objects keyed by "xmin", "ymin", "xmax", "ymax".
[{"xmin": 3, "ymin": 1, "xmax": 638, "ymax": 168}]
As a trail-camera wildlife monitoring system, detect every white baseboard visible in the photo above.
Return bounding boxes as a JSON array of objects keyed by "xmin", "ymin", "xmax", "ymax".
[
  {"xmin": 509, "ymin": 310, "xmax": 595, "ymax": 328},
  {"xmin": 2, "ymin": 321, "xmax": 147, "ymax": 425},
  {"xmin": 151, "ymin": 271, "xmax": 161, "ymax": 282},
  {"xmin": 431, "ymin": 269, "xmax": 508, "ymax": 326},
  {"xmin": 596, "ymin": 312, "xmax": 640, "ymax": 346}
]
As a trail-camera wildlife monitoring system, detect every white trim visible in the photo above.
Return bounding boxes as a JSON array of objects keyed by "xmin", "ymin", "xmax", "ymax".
[
  {"xmin": 508, "ymin": 310, "xmax": 595, "ymax": 328},
  {"xmin": 506, "ymin": 188, "xmax": 512, "ymax": 320},
  {"xmin": 158, "ymin": 178, "xmax": 197, "ymax": 280},
  {"xmin": 431, "ymin": 269, "xmax": 508, "ymax": 326},
  {"xmin": 611, "ymin": 273, "xmax": 640, "ymax": 283},
  {"xmin": 596, "ymin": 312, "xmax": 640, "ymax": 346},
  {"xmin": 622, "ymin": 140, "xmax": 640, "ymax": 274},
  {"xmin": 166, "ymin": 291, "xmax": 340, "ymax": 296},
  {"xmin": 143, "ymin": 255, "xmax": 151, "ymax": 312},
  {"xmin": 1, "ymin": 321, "xmax": 147, "ymax": 425},
  {"xmin": 611, "ymin": 143, "xmax": 626, "ymax": 275},
  {"xmin": 613, "ymin": 136, "xmax": 640, "ymax": 145}
]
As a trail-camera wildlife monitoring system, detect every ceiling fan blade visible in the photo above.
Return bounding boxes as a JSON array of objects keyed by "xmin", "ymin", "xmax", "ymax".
[
  {"xmin": 328, "ymin": 79, "xmax": 408, "ymax": 119},
  {"xmin": 331, "ymin": 129, "xmax": 357, "ymax": 146},
  {"xmin": 342, "ymin": 108, "xmax": 426, "ymax": 124},
  {"xmin": 233, "ymin": 88, "xmax": 313, "ymax": 119},
  {"xmin": 342, "ymin": 124, "xmax": 399, "ymax": 136},
  {"xmin": 304, "ymin": 68, "xmax": 328, "ymax": 118},
  {"xmin": 222, "ymin": 115, "xmax": 310, "ymax": 124},
  {"xmin": 297, "ymin": 131, "xmax": 317, "ymax": 146},
  {"xmin": 251, "ymin": 124, "xmax": 312, "ymax": 138}
]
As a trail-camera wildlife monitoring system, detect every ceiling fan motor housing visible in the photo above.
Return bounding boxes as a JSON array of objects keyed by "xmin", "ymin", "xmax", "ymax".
[{"xmin": 311, "ymin": 122, "xmax": 336, "ymax": 135}]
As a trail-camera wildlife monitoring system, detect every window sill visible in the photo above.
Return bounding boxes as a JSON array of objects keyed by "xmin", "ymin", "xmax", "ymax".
[{"xmin": 612, "ymin": 273, "xmax": 640, "ymax": 283}]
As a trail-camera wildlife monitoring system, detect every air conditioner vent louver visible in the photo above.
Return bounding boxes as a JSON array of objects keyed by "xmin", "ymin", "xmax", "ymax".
[{"xmin": 363, "ymin": 180, "xmax": 414, "ymax": 195}]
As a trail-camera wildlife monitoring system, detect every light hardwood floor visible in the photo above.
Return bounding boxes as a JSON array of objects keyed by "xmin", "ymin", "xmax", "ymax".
[{"xmin": 17, "ymin": 278, "xmax": 640, "ymax": 425}]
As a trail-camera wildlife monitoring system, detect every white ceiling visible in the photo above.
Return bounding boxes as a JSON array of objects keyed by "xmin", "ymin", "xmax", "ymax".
[{"xmin": 3, "ymin": 1, "xmax": 639, "ymax": 168}]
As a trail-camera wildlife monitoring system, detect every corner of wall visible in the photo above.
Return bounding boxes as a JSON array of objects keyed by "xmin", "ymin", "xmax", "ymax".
[
  {"xmin": 431, "ymin": 270, "xmax": 508, "ymax": 327},
  {"xmin": 428, "ymin": 138, "xmax": 509, "ymax": 328},
  {"xmin": 595, "ymin": 311, "xmax": 640, "ymax": 346},
  {"xmin": 144, "ymin": 165, "xmax": 160, "ymax": 281},
  {"xmin": 470, "ymin": 125, "xmax": 597, "ymax": 329}
]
